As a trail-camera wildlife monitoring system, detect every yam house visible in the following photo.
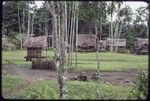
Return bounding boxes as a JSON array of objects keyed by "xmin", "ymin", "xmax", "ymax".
[
  {"xmin": 77, "ymin": 34, "xmax": 97, "ymax": 52},
  {"xmin": 134, "ymin": 38, "xmax": 148, "ymax": 55},
  {"xmin": 106, "ymin": 38, "xmax": 126, "ymax": 52},
  {"xmin": 23, "ymin": 36, "xmax": 47, "ymax": 61}
]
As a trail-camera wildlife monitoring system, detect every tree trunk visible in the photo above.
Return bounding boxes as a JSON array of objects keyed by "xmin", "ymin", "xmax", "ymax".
[
  {"xmin": 71, "ymin": 2, "xmax": 75, "ymax": 66},
  {"xmin": 27, "ymin": 2, "xmax": 30, "ymax": 37},
  {"xmin": 95, "ymin": 18, "xmax": 100, "ymax": 99},
  {"xmin": 17, "ymin": 2, "xmax": 22, "ymax": 49},
  {"xmin": 95, "ymin": 20, "xmax": 98, "ymax": 50},
  {"xmin": 59, "ymin": 1, "xmax": 68, "ymax": 99},
  {"xmin": 75, "ymin": 2, "xmax": 79, "ymax": 68},
  {"xmin": 22, "ymin": 9, "xmax": 25, "ymax": 34},
  {"xmin": 116, "ymin": 21, "xmax": 123, "ymax": 51},
  {"xmin": 68, "ymin": 2, "xmax": 73, "ymax": 67},
  {"xmin": 110, "ymin": 2, "xmax": 113, "ymax": 52},
  {"xmin": 45, "ymin": 12, "xmax": 48, "ymax": 37},
  {"xmin": 31, "ymin": 13, "xmax": 35, "ymax": 37},
  {"xmin": 64, "ymin": 1, "xmax": 68, "ymax": 55},
  {"xmin": 147, "ymin": 23, "xmax": 149, "ymax": 38},
  {"xmin": 99, "ymin": 17, "xmax": 102, "ymax": 41},
  {"xmin": 46, "ymin": 1, "xmax": 68, "ymax": 99},
  {"xmin": 114, "ymin": 3, "xmax": 121, "ymax": 52}
]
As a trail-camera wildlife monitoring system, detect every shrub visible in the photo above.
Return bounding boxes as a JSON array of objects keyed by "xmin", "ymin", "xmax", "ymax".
[
  {"xmin": 129, "ymin": 67, "xmax": 148, "ymax": 99},
  {"xmin": 2, "ymin": 38, "xmax": 16, "ymax": 51}
]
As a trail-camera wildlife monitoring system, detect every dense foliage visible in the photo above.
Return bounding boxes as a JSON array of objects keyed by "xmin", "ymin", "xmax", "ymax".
[{"xmin": 2, "ymin": 1, "xmax": 149, "ymax": 51}]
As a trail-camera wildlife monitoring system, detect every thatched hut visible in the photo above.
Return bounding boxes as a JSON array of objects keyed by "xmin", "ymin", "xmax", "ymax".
[
  {"xmin": 77, "ymin": 34, "xmax": 97, "ymax": 51},
  {"xmin": 134, "ymin": 38, "xmax": 148, "ymax": 55},
  {"xmin": 23, "ymin": 36, "xmax": 47, "ymax": 61},
  {"xmin": 106, "ymin": 38, "xmax": 126, "ymax": 52},
  {"xmin": 135, "ymin": 38, "xmax": 148, "ymax": 46}
]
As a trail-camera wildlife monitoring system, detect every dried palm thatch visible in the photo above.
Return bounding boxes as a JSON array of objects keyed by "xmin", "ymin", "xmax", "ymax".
[{"xmin": 23, "ymin": 36, "xmax": 48, "ymax": 48}]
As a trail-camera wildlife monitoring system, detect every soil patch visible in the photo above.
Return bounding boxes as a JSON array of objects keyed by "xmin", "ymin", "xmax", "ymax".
[{"xmin": 2, "ymin": 64, "xmax": 148, "ymax": 86}]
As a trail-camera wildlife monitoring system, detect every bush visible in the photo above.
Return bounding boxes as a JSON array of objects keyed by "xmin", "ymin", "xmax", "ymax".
[
  {"xmin": 2, "ymin": 32, "xmax": 22, "ymax": 51},
  {"xmin": 2, "ymin": 38, "xmax": 16, "ymax": 51},
  {"xmin": 129, "ymin": 67, "xmax": 148, "ymax": 99}
]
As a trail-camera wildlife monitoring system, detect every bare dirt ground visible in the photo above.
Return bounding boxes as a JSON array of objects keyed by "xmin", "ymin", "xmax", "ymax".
[{"xmin": 3, "ymin": 64, "xmax": 148, "ymax": 86}]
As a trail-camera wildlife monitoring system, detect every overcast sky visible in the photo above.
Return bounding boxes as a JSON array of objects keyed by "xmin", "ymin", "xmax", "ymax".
[
  {"xmin": 35, "ymin": 1, "xmax": 148, "ymax": 22},
  {"xmin": 35, "ymin": 1, "xmax": 148, "ymax": 11}
]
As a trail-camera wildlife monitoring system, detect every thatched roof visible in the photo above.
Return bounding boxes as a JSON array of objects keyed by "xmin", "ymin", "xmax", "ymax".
[
  {"xmin": 136, "ymin": 38, "xmax": 148, "ymax": 46},
  {"xmin": 106, "ymin": 38, "xmax": 126, "ymax": 46},
  {"xmin": 23, "ymin": 36, "xmax": 47, "ymax": 48},
  {"xmin": 77, "ymin": 34, "xmax": 97, "ymax": 47}
]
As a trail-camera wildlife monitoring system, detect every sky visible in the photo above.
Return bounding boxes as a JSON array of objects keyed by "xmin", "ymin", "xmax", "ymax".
[
  {"xmin": 123, "ymin": 1, "xmax": 148, "ymax": 12},
  {"xmin": 34, "ymin": 1, "xmax": 148, "ymax": 22},
  {"xmin": 35, "ymin": 1, "xmax": 148, "ymax": 11}
]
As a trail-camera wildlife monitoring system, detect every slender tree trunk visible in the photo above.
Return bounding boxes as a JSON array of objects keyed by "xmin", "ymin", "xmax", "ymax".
[
  {"xmin": 27, "ymin": 2, "xmax": 30, "ymax": 37},
  {"xmin": 55, "ymin": 2, "xmax": 61, "ymax": 99},
  {"xmin": 46, "ymin": 1, "xmax": 60, "ymax": 98},
  {"xmin": 64, "ymin": 1, "xmax": 68, "ymax": 55},
  {"xmin": 47, "ymin": 1, "xmax": 68, "ymax": 99},
  {"xmin": 22, "ymin": 9, "xmax": 25, "ymax": 34},
  {"xmin": 17, "ymin": 2, "xmax": 22, "ymax": 49},
  {"xmin": 95, "ymin": 20, "xmax": 98, "ymax": 50},
  {"xmin": 114, "ymin": 21, "xmax": 119, "ymax": 52},
  {"xmin": 95, "ymin": 18, "xmax": 100, "ymax": 99},
  {"xmin": 114, "ymin": 3, "xmax": 121, "ymax": 52},
  {"xmin": 110, "ymin": 2, "xmax": 113, "ymax": 52},
  {"xmin": 147, "ymin": 23, "xmax": 149, "ymax": 38},
  {"xmin": 45, "ymin": 11, "xmax": 49, "ymax": 48},
  {"xmin": 99, "ymin": 17, "xmax": 102, "ymax": 41},
  {"xmin": 22, "ymin": 9, "xmax": 25, "ymax": 49},
  {"xmin": 68, "ymin": 2, "xmax": 73, "ymax": 67},
  {"xmin": 75, "ymin": 1, "xmax": 79, "ymax": 68},
  {"xmin": 59, "ymin": 1, "xmax": 68, "ymax": 99},
  {"xmin": 71, "ymin": 2, "xmax": 75, "ymax": 66},
  {"xmin": 116, "ymin": 21, "xmax": 123, "ymax": 51},
  {"xmin": 45, "ymin": 12, "xmax": 48, "ymax": 37},
  {"xmin": 31, "ymin": 13, "xmax": 35, "ymax": 37},
  {"xmin": 67, "ymin": 2, "xmax": 71, "ymax": 66}
]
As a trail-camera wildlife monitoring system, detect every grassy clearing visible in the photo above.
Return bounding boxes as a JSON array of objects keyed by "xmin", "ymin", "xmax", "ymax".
[
  {"xmin": 2, "ymin": 75, "xmax": 24, "ymax": 92},
  {"xmin": 2, "ymin": 50, "xmax": 148, "ymax": 71},
  {"xmin": 5, "ymin": 79, "xmax": 136, "ymax": 100},
  {"xmin": 2, "ymin": 50, "xmax": 54, "ymax": 67},
  {"xmin": 70, "ymin": 52, "xmax": 148, "ymax": 71},
  {"xmin": 2, "ymin": 74, "xmax": 27, "ymax": 99}
]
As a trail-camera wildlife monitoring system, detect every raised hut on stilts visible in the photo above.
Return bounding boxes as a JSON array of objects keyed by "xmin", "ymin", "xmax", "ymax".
[{"xmin": 23, "ymin": 36, "xmax": 55, "ymax": 70}]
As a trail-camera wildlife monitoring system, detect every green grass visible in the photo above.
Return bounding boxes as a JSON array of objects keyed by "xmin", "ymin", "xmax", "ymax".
[
  {"xmin": 2, "ymin": 50, "xmax": 147, "ymax": 99},
  {"xmin": 9, "ymin": 80, "xmax": 136, "ymax": 100},
  {"xmin": 2, "ymin": 50, "xmax": 148, "ymax": 71},
  {"xmin": 2, "ymin": 50, "xmax": 54, "ymax": 67},
  {"xmin": 2, "ymin": 74, "xmax": 26, "ymax": 97},
  {"xmin": 70, "ymin": 52, "xmax": 148, "ymax": 71}
]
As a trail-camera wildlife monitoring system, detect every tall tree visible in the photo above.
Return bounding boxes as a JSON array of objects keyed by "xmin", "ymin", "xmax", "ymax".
[
  {"xmin": 70, "ymin": 2, "xmax": 76, "ymax": 66},
  {"xmin": 27, "ymin": 1, "xmax": 30, "ymax": 37},
  {"xmin": 17, "ymin": 2, "xmax": 22, "ymax": 49},
  {"xmin": 68, "ymin": 1, "xmax": 73, "ymax": 67},
  {"xmin": 46, "ymin": 1, "xmax": 68, "ymax": 99},
  {"xmin": 75, "ymin": 1, "xmax": 79, "ymax": 67}
]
